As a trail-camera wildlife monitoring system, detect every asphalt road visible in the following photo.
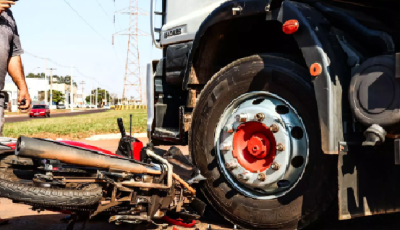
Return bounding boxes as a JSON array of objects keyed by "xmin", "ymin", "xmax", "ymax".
[
  {"xmin": 2, "ymin": 197, "xmax": 400, "ymax": 230},
  {"xmin": 5, "ymin": 109, "xmax": 106, "ymax": 123}
]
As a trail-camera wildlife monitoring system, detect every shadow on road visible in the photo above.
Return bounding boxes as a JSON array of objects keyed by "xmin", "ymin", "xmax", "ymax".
[
  {"xmin": 2, "ymin": 214, "xmax": 131, "ymax": 230},
  {"xmin": 2, "ymin": 210, "xmax": 400, "ymax": 230},
  {"xmin": 308, "ymin": 212, "xmax": 400, "ymax": 230}
]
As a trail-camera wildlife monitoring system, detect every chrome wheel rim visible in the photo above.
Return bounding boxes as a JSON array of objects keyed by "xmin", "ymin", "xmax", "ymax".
[{"xmin": 215, "ymin": 92, "xmax": 309, "ymax": 200}]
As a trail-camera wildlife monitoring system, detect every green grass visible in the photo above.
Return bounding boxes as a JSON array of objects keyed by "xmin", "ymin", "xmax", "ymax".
[{"xmin": 3, "ymin": 109, "xmax": 147, "ymax": 139}]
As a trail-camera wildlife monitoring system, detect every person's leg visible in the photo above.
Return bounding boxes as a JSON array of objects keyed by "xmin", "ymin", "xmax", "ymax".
[
  {"xmin": 0, "ymin": 94, "xmax": 8, "ymax": 224},
  {"xmin": 0, "ymin": 95, "xmax": 4, "ymax": 136}
]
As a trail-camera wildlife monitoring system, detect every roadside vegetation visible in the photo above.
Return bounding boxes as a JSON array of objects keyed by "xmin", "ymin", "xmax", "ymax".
[{"xmin": 4, "ymin": 109, "xmax": 147, "ymax": 140}]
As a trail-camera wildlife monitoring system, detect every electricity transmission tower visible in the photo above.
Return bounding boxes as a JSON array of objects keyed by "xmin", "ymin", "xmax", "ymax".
[{"xmin": 113, "ymin": 0, "xmax": 149, "ymax": 104}]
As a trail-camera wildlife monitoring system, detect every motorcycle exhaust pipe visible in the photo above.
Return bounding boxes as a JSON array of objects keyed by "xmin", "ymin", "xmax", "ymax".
[{"xmin": 15, "ymin": 136, "xmax": 160, "ymax": 175}]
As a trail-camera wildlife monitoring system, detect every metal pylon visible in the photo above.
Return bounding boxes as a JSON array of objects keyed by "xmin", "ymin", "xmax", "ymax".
[{"xmin": 113, "ymin": 0, "xmax": 149, "ymax": 104}]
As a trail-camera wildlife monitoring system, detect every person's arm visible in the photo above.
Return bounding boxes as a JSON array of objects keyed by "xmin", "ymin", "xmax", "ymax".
[
  {"xmin": 0, "ymin": 1, "xmax": 14, "ymax": 12},
  {"xmin": 6, "ymin": 7, "xmax": 31, "ymax": 112},
  {"xmin": 8, "ymin": 56, "xmax": 31, "ymax": 112}
]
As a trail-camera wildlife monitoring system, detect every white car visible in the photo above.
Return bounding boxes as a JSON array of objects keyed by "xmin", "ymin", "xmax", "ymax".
[{"xmin": 103, "ymin": 105, "xmax": 111, "ymax": 110}]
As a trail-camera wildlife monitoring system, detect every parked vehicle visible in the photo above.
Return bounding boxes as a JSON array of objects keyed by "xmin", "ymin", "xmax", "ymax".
[
  {"xmin": 103, "ymin": 105, "xmax": 111, "ymax": 110},
  {"xmin": 0, "ymin": 119, "xmax": 203, "ymax": 229},
  {"xmin": 56, "ymin": 103, "xmax": 66, "ymax": 109},
  {"xmin": 146, "ymin": 0, "xmax": 400, "ymax": 229},
  {"xmin": 29, "ymin": 105, "xmax": 50, "ymax": 118}
]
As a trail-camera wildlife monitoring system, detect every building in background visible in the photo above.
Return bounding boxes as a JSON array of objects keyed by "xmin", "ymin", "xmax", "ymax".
[
  {"xmin": 75, "ymin": 93, "xmax": 85, "ymax": 105},
  {"xmin": 3, "ymin": 83, "xmax": 18, "ymax": 112},
  {"xmin": 3, "ymin": 79, "xmax": 78, "ymax": 112}
]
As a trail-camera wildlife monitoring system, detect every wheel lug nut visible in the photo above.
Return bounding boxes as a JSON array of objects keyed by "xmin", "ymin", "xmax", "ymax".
[
  {"xmin": 271, "ymin": 162, "xmax": 280, "ymax": 170},
  {"xmin": 255, "ymin": 113, "xmax": 265, "ymax": 122},
  {"xmin": 220, "ymin": 143, "xmax": 232, "ymax": 151},
  {"xmin": 237, "ymin": 173, "xmax": 250, "ymax": 181},
  {"xmin": 257, "ymin": 173, "xmax": 266, "ymax": 181},
  {"xmin": 232, "ymin": 122, "xmax": 241, "ymax": 131},
  {"xmin": 236, "ymin": 113, "xmax": 248, "ymax": 122},
  {"xmin": 225, "ymin": 161, "xmax": 238, "ymax": 170},
  {"xmin": 223, "ymin": 125, "xmax": 234, "ymax": 133},
  {"xmin": 276, "ymin": 143, "xmax": 285, "ymax": 151},
  {"xmin": 270, "ymin": 124, "xmax": 279, "ymax": 133}
]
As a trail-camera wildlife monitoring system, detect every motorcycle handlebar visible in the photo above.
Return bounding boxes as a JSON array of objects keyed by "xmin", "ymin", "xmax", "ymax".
[{"xmin": 117, "ymin": 118, "xmax": 126, "ymax": 138}]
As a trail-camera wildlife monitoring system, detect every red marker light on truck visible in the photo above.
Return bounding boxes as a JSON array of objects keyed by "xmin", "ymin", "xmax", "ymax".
[
  {"xmin": 310, "ymin": 63, "xmax": 322, "ymax": 76},
  {"xmin": 283, "ymin": 20, "xmax": 299, "ymax": 34}
]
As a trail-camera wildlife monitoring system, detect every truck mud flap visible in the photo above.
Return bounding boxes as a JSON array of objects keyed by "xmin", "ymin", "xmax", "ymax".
[{"xmin": 339, "ymin": 141, "xmax": 400, "ymax": 220}]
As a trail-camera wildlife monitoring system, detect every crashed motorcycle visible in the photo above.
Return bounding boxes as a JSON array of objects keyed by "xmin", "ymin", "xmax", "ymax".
[{"xmin": 0, "ymin": 118, "xmax": 205, "ymax": 229}]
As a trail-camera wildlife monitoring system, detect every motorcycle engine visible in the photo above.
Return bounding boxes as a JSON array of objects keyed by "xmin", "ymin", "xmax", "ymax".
[{"xmin": 349, "ymin": 55, "xmax": 400, "ymax": 128}]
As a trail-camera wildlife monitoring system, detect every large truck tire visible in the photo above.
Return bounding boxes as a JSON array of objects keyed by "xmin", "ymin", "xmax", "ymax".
[
  {"xmin": 0, "ymin": 172, "xmax": 103, "ymax": 207},
  {"xmin": 190, "ymin": 55, "xmax": 336, "ymax": 229}
]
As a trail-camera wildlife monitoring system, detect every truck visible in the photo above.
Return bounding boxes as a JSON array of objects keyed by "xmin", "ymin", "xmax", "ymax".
[{"xmin": 146, "ymin": 0, "xmax": 400, "ymax": 229}]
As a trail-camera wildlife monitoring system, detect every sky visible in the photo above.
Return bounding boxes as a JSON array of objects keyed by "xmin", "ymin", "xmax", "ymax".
[{"xmin": 7, "ymin": 0, "xmax": 162, "ymax": 101}]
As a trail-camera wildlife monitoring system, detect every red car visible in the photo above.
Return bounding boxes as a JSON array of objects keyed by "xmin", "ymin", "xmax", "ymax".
[{"xmin": 29, "ymin": 105, "xmax": 50, "ymax": 118}]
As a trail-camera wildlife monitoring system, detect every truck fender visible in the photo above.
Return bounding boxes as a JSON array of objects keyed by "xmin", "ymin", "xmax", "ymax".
[
  {"xmin": 275, "ymin": 1, "xmax": 347, "ymax": 154},
  {"xmin": 184, "ymin": 0, "xmax": 347, "ymax": 155}
]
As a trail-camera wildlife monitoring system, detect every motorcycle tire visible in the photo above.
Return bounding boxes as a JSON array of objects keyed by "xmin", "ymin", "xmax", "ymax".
[{"xmin": 0, "ymin": 172, "xmax": 102, "ymax": 207}]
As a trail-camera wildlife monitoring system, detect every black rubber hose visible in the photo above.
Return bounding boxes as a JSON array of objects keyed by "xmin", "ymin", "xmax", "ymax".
[{"xmin": 0, "ymin": 173, "xmax": 103, "ymax": 207}]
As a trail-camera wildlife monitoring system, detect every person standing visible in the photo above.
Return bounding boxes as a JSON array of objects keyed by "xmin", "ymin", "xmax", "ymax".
[{"xmin": 0, "ymin": 0, "xmax": 31, "ymax": 225}]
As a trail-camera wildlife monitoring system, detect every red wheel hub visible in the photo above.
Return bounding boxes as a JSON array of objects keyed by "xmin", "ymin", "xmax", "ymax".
[
  {"xmin": 232, "ymin": 122, "xmax": 276, "ymax": 172},
  {"xmin": 247, "ymin": 134, "xmax": 270, "ymax": 159}
]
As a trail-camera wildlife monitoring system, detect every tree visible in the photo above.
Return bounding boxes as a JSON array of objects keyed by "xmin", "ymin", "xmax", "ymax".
[
  {"xmin": 86, "ymin": 88, "xmax": 110, "ymax": 105},
  {"xmin": 38, "ymin": 91, "xmax": 45, "ymax": 101},
  {"xmin": 26, "ymin": 72, "xmax": 44, "ymax": 79},
  {"xmin": 64, "ymin": 76, "xmax": 71, "ymax": 84},
  {"xmin": 27, "ymin": 73, "xmax": 36, "ymax": 78},
  {"xmin": 46, "ymin": 90, "xmax": 65, "ymax": 104},
  {"xmin": 26, "ymin": 73, "xmax": 77, "ymax": 87}
]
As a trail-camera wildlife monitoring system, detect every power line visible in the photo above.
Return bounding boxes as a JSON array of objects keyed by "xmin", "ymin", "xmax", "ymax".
[
  {"xmin": 26, "ymin": 3, "xmax": 123, "ymax": 93},
  {"xmin": 90, "ymin": 0, "xmax": 124, "ymax": 65},
  {"xmin": 95, "ymin": 0, "xmax": 112, "ymax": 21},
  {"xmin": 94, "ymin": 0, "xmax": 125, "ymax": 65},
  {"xmin": 25, "ymin": 51, "xmax": 119, "ymax": 94},
  {"xmin": 113, "ymin": 0, "xmax": 125, "ymax": 52},
  {"xmin": 62, "ymin": 0, "xmax": 110, "ymax": 44},
  {"xmin": 62, "ymin": 0, "xmax": 122, "ymax": 64},
  {"xmin": 24, "ymin": 51, "xmax": 46, "ymax": 60},
  {"xmin": 25, "ymin": 52, "xmax": 68, "ymax": 69},
  {"xmin": 49, "ymin": 59, "xmax": 70, "ymax": 69}
]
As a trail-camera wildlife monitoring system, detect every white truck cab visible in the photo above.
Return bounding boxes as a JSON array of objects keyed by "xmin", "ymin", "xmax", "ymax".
[
  {"xmin": 151, "ymin": 0, "xmax": 228, "ymax": 47},
  {"xmin": 146, "ymin": 0, "xmax": 400, "ymax": 229}
]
